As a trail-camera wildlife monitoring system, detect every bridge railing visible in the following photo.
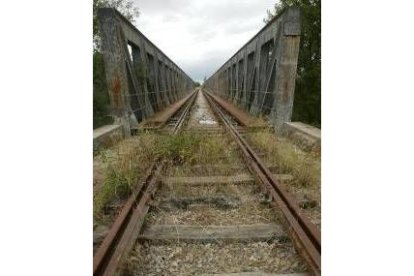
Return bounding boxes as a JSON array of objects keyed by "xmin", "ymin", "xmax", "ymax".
[
  {"xmin": 204, "ymin": 7, "xmax": 301, "ymax": 131},
  {"xmin": 98, "ymin": 8, "xmax": 194, "ymax": 135}
]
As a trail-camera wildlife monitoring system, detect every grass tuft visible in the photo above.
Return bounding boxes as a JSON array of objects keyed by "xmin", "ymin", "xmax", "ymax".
[
  {"xmin": 247, "ymin": 130, "xmax": 320, "ymax": 189},
  {"xmin": 159, "ymin": 132, "xmax": 241, "ymax": 166},
  {"xmin": 159, "ymin": 133, "xmax": 202, "ymax": 165},
  {"xmin": 93, "ymin": 132, "xmax": 160, "ymax": 220}
]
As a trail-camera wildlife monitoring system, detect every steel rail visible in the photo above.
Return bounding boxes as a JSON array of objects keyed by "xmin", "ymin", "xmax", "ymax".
[
  {"xmin": 203, "ymin": 90, "xmax": 321, "ymax": 275},
  {"xmin": 172, "ymin": 89, "xmax": 199, "ymax": 134},
  {"xmin": 93, "ymin": 91, "xmax": 198, "ymax": 276},
  {"xmin": 93, "ymin": 161, "xmax": 163, "ymax": 276}
]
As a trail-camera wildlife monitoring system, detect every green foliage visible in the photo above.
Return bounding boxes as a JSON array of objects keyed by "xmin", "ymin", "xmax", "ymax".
[
  {"xmin": 93, "ymin": 132, "xmax": 243, "ymax": 219},
  {"xmin": 93, "ymin": 132, "xmax": 160, "ymax": 218},
  {"xmin": 93, "ymin": 0, "xmax": 139, "ymax": 50},
  {"xmin": 265, "ymin": 0, "xmax": 321, "ymax": 127},
  {"xmin": 159, "ymin": 133, "xmax": 203, "ymax": 165},
  {"xmin": 135, "ymin": 62, "xmax": 148, "ymax": 82},
  {"xmin": 93, "ymin": 51, "xmax": 113, "ymax": 128},
  {"xmin": 159, "ymin": 133, "xmax": 241, "ymax": 166},
  {"xmin": 94, "ymin": 165, "xmax": 135, "ymax": 217},
  {"xmin": 194, "ymin": 82, "xmax": 201, "ymax": 87}
]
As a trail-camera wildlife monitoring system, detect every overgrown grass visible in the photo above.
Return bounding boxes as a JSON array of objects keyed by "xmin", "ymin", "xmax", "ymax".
[
  {"xmin": 159, "ymin": 132, "xmax": 241, "ymax": 166},
  {"xmin": 93, "ymin": 132, "xmax": 161, "ymax": 220},
  {"xmin": 94, "ymin": 131, "xmax": 243, "ymax": 221},
  {"xmin": 158, "ymin": 133, "xmax": 202, "ymax": 165},
  {"xmin": 247, "ymin": 130, "xmax": 320, "ymax": 190}
]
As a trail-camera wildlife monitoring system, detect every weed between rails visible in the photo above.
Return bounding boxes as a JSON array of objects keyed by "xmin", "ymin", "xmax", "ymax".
[
  {"xmin": 93, "ymin": 132, "xmax": 240, "ymax": 221},
  {"xmin": 93, "ymin": 130, "xmax": 320, "ymax": 223}
]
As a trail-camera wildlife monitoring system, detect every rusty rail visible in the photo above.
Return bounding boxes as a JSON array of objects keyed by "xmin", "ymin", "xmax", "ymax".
[
  {"xmin": 172, "ymin": 89, "xmax": 199, "ymax": 134},
  {"xmin": 204, "ymin": 89, "xmax": 321, "ymax": 275},
  {"xmin": 93, "ymin": 92, "xmax": 197, "ymax": 276},
  {"xmin": 93, "ymin": 161, "xmax": 163, "ymax": 276}
]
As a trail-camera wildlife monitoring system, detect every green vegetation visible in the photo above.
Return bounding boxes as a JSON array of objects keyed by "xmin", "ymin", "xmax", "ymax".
[
  {"xmin": 159, "ymin": 132, "xmax": 240, "ymax": 166},
  {"xmin": 93, "ymin": 132, "xmax": 242, "ymax": 220},
  {"xmin": 95, "ymin": 165, "xmax": 137, "ymax": 213},
  {"xmin": 93, "ymin": 0, "xmax": 139, "ymax": 50},
  {"xmin": 93, "ymin": 132, "xmax": 160, "ymax": 220},
  {"xmin": 93, "ymin": 51, "xmax": 113, "ymax": 128},
  {"xmin": 265, "ymin": 0, "xmax": 321, "ymax": 127},
  {"xmin": 135, "ymin": 62, "xmax": 149, "ymax": 82},
  {"xmin": 159, "ymin": 133, "xmax": 203, "ymax": 165}
]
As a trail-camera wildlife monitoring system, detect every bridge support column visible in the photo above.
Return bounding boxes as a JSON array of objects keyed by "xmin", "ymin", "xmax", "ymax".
[
  {"xmin": 98, "ymin": 9, "xmax": 134, "ymax": 136},
  {"xmin": 270, "ymin": 7, "xmax": 301, "ymax": 131}
]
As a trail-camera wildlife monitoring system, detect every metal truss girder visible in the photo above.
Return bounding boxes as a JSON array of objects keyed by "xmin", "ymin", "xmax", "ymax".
[
  {"xmin": 204, "ymin": 7, "xmax": 301, "ymax": 131},
  {"xmin": 98, "ymin": 8, "xmax": 194, "ymax": 135}
]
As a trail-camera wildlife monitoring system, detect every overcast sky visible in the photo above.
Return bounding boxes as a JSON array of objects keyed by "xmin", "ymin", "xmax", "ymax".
[{"xmin": 133, "ymin": 0, "xmax": 276, "ymax": 83}]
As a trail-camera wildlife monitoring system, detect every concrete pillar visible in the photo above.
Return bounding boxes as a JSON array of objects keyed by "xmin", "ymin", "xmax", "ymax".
[
  {"xmin": 98, "ymin": 8, "xmax": 133, "ymax": 136},
  {"xmin": 270, "ymin": 7, "xmax": 301, "ymax": 131}
]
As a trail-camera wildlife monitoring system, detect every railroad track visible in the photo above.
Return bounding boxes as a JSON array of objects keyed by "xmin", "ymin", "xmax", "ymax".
[
  {"xmin": 93, "ymin": 89, "xmax": 321, "ymax": 275},
  {"xmin": 93, "ymin": 90, "xmax": 198, "ymax": 275},
  {"xmin": 204, "ymin": 90, "xmax": 321, "ymax": 275}
]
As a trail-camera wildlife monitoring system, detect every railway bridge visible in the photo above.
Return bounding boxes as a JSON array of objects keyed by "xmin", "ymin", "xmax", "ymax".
[
  {"xmin": 95, "ymin": 7, "xmax": 319, "ymax": 140},
  {"xmin": 94, "ymin": 6, "xmax": 321, "ymax": 276}
]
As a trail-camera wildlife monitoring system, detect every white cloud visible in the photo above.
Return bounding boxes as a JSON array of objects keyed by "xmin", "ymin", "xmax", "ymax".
[{"xmin": 133, "ymin": 0, "xmax": 276, "ymax": 82}]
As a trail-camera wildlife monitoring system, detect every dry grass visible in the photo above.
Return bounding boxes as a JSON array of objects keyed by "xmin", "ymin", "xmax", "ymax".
[
  {"xmin": 140, "ymin": 129, "xmax": 287, "ymax": 228},
  {"xmin": 93, "ymin": 131, "xmax": 242, "ymax": 221},
  {"xmin": 246, "ymin": 130, "xmax": 321, "ymax": 227},
  {"xmin": 123, "ymin": 240, "xmax": 306, "ymax": 275},
  {"xmin": 146, "ymin": 203, "xmax": 283, "ymax": 226},
  {"xmin": 93, "ymin": 129, "xmax": 320, "ymax": 224},
  {"xmin": 159, "ymin": 132, "xmax": 242, "ymax": 167},
  {"xmin": 247, "ymin": 130, "xmax": 320, "ymax": 189},
  {"xmin": 100, "ymin": 128, "xmax": 312, "ymax": 274},
  {"xmin": 148, "ymin": 178, "xmax": 284, "ymax": 226},
  {"xmin": 93, "ymin": 132, "xmax": 161, "ymax": 221}
]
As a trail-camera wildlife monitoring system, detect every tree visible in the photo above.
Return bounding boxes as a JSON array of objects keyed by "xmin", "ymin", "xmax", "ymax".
[
  {"xmin": 93, "ymin": 0, "xmax": 139, "ymax": 128},
  {"xmin": 93, "ymin": 0, "xmax": 139, "ymax": 51},
  {"xmin": 93, "ymin": 51, "xmax": 112, "ymax": 128},
  {"xmin": 265, "ymin": 0, "xmax": 321, "ymax": 127}
]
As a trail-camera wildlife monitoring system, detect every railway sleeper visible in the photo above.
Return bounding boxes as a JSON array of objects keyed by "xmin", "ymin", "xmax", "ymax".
[{"xmin": 138, "ymin": 224, "xmax": 288, "ymax": 243}]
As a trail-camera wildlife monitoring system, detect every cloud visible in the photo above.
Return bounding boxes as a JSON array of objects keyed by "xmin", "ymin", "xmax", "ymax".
[
  {"xmin": 162, "ymin": 14, "xmax": 180, "ymax": 23},
  {"xmin": 133, "ymin": 0, "xmax": 275, "ymax": 82}
]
